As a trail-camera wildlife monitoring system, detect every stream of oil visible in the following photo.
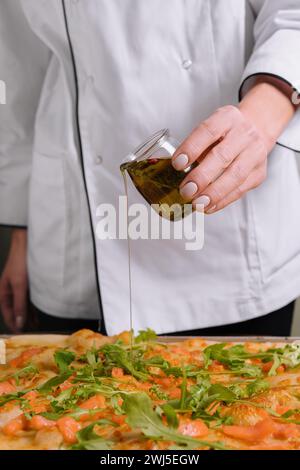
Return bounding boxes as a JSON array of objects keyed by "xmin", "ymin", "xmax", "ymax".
[
  {"xmin": 121, "ymin": 169, "xmax": 134, "ymax": 350},
  {"xmin": 120, "ymin": 157, "xmax": 194, "ymax": 348}
]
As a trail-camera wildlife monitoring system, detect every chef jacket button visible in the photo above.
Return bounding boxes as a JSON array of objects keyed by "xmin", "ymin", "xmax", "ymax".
[
  {"xmin": 182, "ymin": 59, "xmax": 193, "ymax": 70},
  {"xmin": 96, "ymin": 155, "xmax": 103, "ymax": 165}
]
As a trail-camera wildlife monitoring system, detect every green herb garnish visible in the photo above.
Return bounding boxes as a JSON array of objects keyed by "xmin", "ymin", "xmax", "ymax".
[{"xmin": 122, "ymin": 392, "xmax": 227, "ymax": 450}]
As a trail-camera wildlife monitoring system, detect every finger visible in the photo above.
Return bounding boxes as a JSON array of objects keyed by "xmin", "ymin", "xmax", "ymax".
[
  {"xmin": 0, "ymin": 278, "xmax": 16, "ymax": 332},
  {"xmin": 203, "ymin": 164, "xmax": 267, "ymax": 214},
  {"xmin": 191, "ymin": 140, "xmax": 267, "ymax": 208},
  {"xmin": 12, "ymin": 280, "xmax": 28, "ymax": 332},
  {"xmin": 172, "ymin": 106, "xmax": 240, "ymax": 170},
  {"xmin": 179, "ymin": 125, "xmax": 257, "ymax": 200}
]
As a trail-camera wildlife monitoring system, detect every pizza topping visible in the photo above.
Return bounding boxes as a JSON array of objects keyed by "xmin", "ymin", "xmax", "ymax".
[
  {"xmin": 202, "ymin": 342, "xmax": 300, "ymax": 377},
  {"xmin": 9, "ymin": 348, "xmax": 44, "ymax": 368},
  {"xmin": 3, "ymin": 414, "xmax": 26, "ymax": 436},
  {"xmin": 57, "ymin": 416, "xmax": 81, "ymax": 444},
  {"xmin": 21, "ymin": 390, "xmax": 49, "ymax": 414},
  {"xmin": 122, "ymin": 392, "xmax": 226, "ymax": 450},
  {"xmin": 1, "ymin": 330, "xmax": 300, "ymax": 450},
  {"xmin": 29, "ymin": 415, "xmax": 56, "ymax": 430},
  {"xmin": 273, "ymin": 422, "xmax": 300, "ymax": 440},
  {"xmin": 54, "ymin": 350, "xmax": 76, "ymax": 373},
  {"xmin": 0, "ymin": 381, "xmax": 16, "ymax": 396},
  {"xmin": 135, "ymin": 329, "xmax": 157, "ymax": 343},
  {"xmin": 79, "ymin": 394, "xmax": 105, "ymax": 410},
  {"xmin": 262, "ymin": 361, "xmax": 285, "ymax": 374},
  {"xmin": 58, "ymin": 376, "xmax": 76, "ymax": 392},
  {"xmin": 76, "ymin": 394, "xmax": 106, "ymax": 422},
  {"xmin": 111, "ymin": 367, "xmax": 124, "ymax": 378},
  {"xmin": 38, "ymin": 372, "xmax": 73, "ymax": 394},
  {"xmin": 11, "ymin": 364, "xmax": 39, "ymax": 386},
  {"xmin": 178, "ymin": 417, "xmax": 209, "ymax": 438},
  {"xmin": 222, "ymin": 418, "xmax": 276, "ymax": 442},
  {"xmin": 72, "ymin": 420, "xmax": 113, "ymax": 450}
]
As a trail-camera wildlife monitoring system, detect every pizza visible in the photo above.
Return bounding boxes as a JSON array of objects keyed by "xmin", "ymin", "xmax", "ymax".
[{"xmin": 1, "ymin": 329, "xmax": 300, "ymax": 450}]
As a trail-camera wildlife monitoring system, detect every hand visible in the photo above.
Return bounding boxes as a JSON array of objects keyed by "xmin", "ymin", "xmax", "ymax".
[
  {"xmin": 172, "ymin": 80, "xmax": 296, "ymax": 214},
  {"xmin": 0, "ymin": 229, "xmax": 28, "ymax": 333}
]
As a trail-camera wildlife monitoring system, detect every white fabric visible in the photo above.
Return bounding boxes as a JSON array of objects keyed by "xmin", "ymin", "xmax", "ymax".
[{"xmin": 1, "ymin": 0, "xmax": 300, "ymax": 334}]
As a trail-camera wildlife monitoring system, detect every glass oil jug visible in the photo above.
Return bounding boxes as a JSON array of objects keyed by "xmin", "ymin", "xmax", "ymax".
[{"xmin": 120, "ymin": 129, "xmax": 217, "ymax": 221}]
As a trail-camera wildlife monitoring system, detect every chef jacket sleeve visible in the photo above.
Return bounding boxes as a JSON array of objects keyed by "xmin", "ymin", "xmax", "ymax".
[
  {"xmin": 241, "ymin": 0, "xmax": 300, "ymax": 152},
  {"xmin": 0, "ymin": 0, "xmax": 50, "ymax": 227}
]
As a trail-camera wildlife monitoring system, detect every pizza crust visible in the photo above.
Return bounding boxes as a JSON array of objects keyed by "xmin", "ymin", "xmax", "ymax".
[
  {"xmin": 0, "ymin": 340, "xmax": 5, "ymax": 365},
  {"xmin": 3, "ymin": 334, "xmax": 68, "ymax": 349}
]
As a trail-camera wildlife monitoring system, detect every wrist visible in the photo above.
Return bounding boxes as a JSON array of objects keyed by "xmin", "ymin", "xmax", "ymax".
[
  {"xmin": 11, "ymin": 228, "xmax": 27, "ymax": 246},
  {"xmin": 238, "ymin": 81, "xmax": 296, "ymax": 151}
]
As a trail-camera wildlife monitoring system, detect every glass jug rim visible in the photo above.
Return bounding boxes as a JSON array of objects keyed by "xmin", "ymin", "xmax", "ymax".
[{"xmin": 122, "ymin": 128, "xmax": 170, "ymax": 164}]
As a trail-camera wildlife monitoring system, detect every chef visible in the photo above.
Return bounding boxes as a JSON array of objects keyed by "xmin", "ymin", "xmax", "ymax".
[{"xmin": 1, "ymin": 0, "xmax": 300, "ymax": 337}]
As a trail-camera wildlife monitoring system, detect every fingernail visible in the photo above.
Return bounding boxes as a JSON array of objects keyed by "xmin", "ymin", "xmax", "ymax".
[
  {"xmin": 15, "ymin": 316, "xmax": 23, "ymax": 330},
  {"xmin": 180, "ymin": 182, "xmax": 198, "ymax": 200},
  {"xmin": 193, "ymin": 196, "xmax": 211, "ymax": 211},
  {"xmin": 173, "ymin": 154, "xmax": 189, "ymax": 171},
  {"xmin": 206, "ymin": 205, "xmax": 217, "ymax": 214}
]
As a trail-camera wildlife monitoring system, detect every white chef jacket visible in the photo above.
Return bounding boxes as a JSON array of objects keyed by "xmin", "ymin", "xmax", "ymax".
[{"xmin": 1, "ymin": 0, "xmax": 300, "ymax": 335}]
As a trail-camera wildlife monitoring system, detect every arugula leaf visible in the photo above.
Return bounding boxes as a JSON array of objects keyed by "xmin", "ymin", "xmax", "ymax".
[
  {"xmin": 203, "ymin": 342, "xmax": 300, "ymax": 377},
  {"xmin": 179, "ymin": 369, "xmax": 188, "ymax": 410},
  {"xmin": 194, "ymin": 409, "xmax": 233, "ymax": 427},
  {"xmin": 110, "ymin": 394, "xmax": 125, "ymax": 415},
  {"xmin": 269, "ymin": 344, "xmax": 300, "ymax": 370},
  {"xmin": 86, "ymin": 350, "xmax": 96, "ymax": 366},
  {"xmin": 38, "ymin": 371, "xmax": 73, "ymax": 393},
  {"xmin": 122, "ymin": 392, "xmax": 226, "ymax": 450},
  {"xmin": 12, "ymin": 364, "xmax": 39, "ymax": 385},
  {"xmin": 277, "ymin": 408, "xmax": 300, "ymax": 425},
  {"xmin": 246, "ymin": 379, "xmax": 270, "ymax": 397},
  {"xmin": 73, "ymin": 382, "xmax": 117, "ymax": 398},
  {"xmin": 186, "ymin": 378, "xmax": 269, "ymax": 417},
  {"xmin": 49, "ymin": 388, "xmax": 78, "ymax": 416},
  {"xmin": 163, "ymin": 364, "xmax": 199, "ymax": 378},
  {"xmin": 203, "ymin": 343, "xmax": 258, "ymax": 372},
  {"xmin": 47, "ymin": 382, "xmax": 117, "ymax": 418},
  {"xmin": 69, "ymin": 408, "xmax": 115, "ymax": 421},
  {"xmin": 163, "ymin": 367, "xmax": 184, "ymax": 378},
  {"xmin": 0, "ymin": 391, "xmax": 26, "ymax": 407},
  {"xmin": 144, "ymin": 355, "xmax": 171, "ymax": 371},
  {"xmin": 72, "ymin": 421, "xmax": 113, "ymax": 450},
  {"xmin": 161, "ymin": 404, "xmax": 179, "ymax": 429},
  {"xmin": 74, "ymin": 365, "xmax": 98, "ymax": 383},
  {"xmin": 203, "ymin": 343, "xmax": 228, "ymax": 369},
  {"xmin": 79, "ymin": 348, "xmax": 103, "ymax": 372},
  {"xmin": 135, "ymin": 328, "xmax": 157, "ymax": 343},
  {"xmin": 208, "ymin": 384, "xmax": 236, "ymax": 403},
  {"xmin": 231, "ymin": 364, "xmax": 263, "ymax": 378},
  {"xmin": 54, "ymin": 350, "xmax": 75, "ymax": 373},
  {"xmin": 188, "ymin": 377, "xmax": 212, "ymax": 412},
  {"xmin": 100, "ymin": 343, "xmax": 148, "ymax": 381},
  {"xmin": 281, "ymin": 409, "xmax": 300, "ymax": 419},
  {"xmin": 268, "ymin": 353, "xmax": 281, "ymax": 376},
  {"xmin": 203, "ymin": 343, "xmax": 273, "ymax": 377},
  {"xmin": 188, "ymin": 383, "xmax": 237, "ymax": 412},
  {"xmin": 149, "ymin": 385, "xmax": 169, "ymax": 401},
  {"xmin": 41, "ymin": 411, "xmax": 62, "ymax": 421}
]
